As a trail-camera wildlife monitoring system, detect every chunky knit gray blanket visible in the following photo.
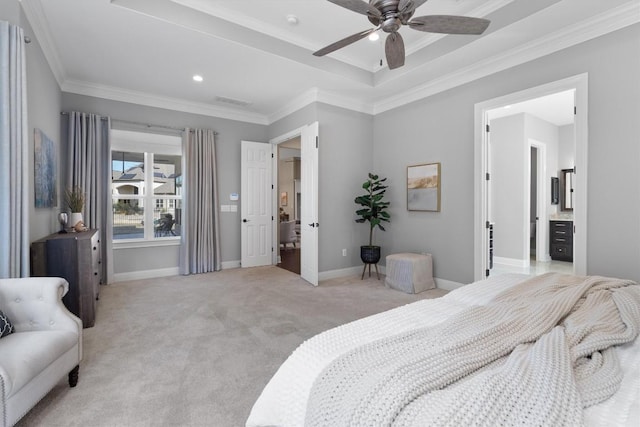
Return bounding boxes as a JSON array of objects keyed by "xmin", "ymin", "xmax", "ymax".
[{"xmin": 305, "ymin": 273, "xmax": 640, "ymax": 426}]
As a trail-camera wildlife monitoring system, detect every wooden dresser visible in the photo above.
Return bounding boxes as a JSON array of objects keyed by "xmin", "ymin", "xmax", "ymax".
[
  {"xmin": 31, "ymin": 229, "xmax": 101, "ymax": 328},
  {"xmin": 549, "ymin": 220, "xmax": 573, "ymax": 262}
]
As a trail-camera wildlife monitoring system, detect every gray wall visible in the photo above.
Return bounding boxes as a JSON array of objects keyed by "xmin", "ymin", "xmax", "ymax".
[
  {"xmin": 373, "ymin": 23, "xmax": 640, "ymax": 283},
  {"xmin": 1, "ymin": 2, "xmax": 63, "ymax": 244},
  {"xmin": 62, "ymin": 93, "xmax": 268, "ymax": 275}
]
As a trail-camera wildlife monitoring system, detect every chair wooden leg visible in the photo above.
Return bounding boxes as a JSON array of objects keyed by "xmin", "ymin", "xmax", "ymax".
[
  {"xmin": 361, "ymin": 263, "xmax": 367, "ymax": 280},
  {"xmin": 68, "ymin": 365, "xmax": 79, "ymax": 387},
  {"xmin": 374, "ymin": 263, "xmax": 379, "ymax": 280}
]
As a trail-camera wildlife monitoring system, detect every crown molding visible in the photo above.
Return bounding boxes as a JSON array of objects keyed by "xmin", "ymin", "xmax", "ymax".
[
  {"xmin": 267, "ymin": 87, "xmax": 374, "ymax": 124},
  {"xmin": 61, "ymin": 80, "xmax": 269, "ymax": 125},
  {"xmin": 373, "ymin": 1, "xmax": 640, "ymax": 115},
  {"xmin": 19, "ymin": 0, "xmax": 66, "ymax": 86}
]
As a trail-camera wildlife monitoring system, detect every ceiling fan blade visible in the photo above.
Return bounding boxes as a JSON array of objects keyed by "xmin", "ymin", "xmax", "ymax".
[
  {"xmin": 327, "ymin": 0, "xmax": 382, "ymax": 19},
  {"xmin": 398, "ymin": 0, "xmax": 414, "ymax": 13},
  {"xmin": 413, "ymin": 0, "xmax": 429, "ymax": 10},
  {"xmin": 409, "ymin": 15, "xmax": 490, "ymax": 35},
  {"xmin": 313, "ymin": 28, "xmax": 378, "ymax": 57},
  {"xmin": 385, "ymin": 32, "xmax": 405, "ymax": 70}
]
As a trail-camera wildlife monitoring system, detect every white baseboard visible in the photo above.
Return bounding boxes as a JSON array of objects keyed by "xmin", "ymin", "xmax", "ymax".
[
  {"xmin": 113, "ymin": 261, "xmax": 241, "ymax": 283},
  {"xmin": 319, "ymin": 266, "xmax": 364, "ymax": 281},
  {"xmin": 221, "ymin": 260, "xmax": 241, "ymax": 269},
  {"xmin": 112, "ymin": 267, "xmax": 180, "ymax": 283},
  {"xmin": 434, "ymin": 278, "xmax": 465, "ymax": 291},
  {"xmin": 494, "ymin": 256, "xmax": 529, "ymax": 268}
]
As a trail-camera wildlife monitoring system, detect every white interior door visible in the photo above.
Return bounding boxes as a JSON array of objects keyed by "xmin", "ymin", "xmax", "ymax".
[
  {"xmin": 300, "ymin": 122, "xmax": 319, "ymax": 286},
  {"xmin": 241, "ymin": 141, "xmax": 273, "ymax": 268}
]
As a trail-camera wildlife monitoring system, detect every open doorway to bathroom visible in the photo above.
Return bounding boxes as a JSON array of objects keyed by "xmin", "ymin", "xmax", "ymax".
[{"xmin": 487, "ymin": 89, "xmax": 576, "ymax": 277}]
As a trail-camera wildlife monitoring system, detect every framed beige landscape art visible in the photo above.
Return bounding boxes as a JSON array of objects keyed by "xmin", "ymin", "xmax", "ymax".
[{"xmin": 407, "ymin": 162, "xmax": 441, "ymax": 212}]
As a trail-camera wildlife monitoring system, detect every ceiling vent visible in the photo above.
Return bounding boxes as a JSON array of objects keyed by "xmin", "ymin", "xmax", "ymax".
[{"xmin": 213, "ymin": 95, "xmax": 252, "ymax": 108}]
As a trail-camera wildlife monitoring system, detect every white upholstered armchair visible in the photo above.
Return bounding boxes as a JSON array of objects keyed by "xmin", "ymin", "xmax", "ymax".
[{"xmin": 0, "ymin": 277, "xmax": 82, "ymax": 427}]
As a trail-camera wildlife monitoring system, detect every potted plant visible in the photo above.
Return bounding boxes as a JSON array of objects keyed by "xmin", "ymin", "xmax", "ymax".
[
  {"xmin": 65, "ymin": 186, "xmax": 85, "ymax": 229},
  {"xmin": 355, "ymin": 173, "xmax": 390, "ymax": 265}
]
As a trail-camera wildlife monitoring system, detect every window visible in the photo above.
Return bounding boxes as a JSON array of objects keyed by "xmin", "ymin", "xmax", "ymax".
[{"xmin": 111, "ymin": 130, "xmax": 182, "ymax": 242}]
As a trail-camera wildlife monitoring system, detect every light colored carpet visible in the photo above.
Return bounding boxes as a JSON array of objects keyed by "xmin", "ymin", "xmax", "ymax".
[{"xmin": 16, "ymin": 266, "xmax": 448, "ymax": 427}]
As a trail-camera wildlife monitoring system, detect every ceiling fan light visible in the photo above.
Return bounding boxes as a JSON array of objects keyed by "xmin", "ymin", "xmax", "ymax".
[{"xmin": 368, "ymin": 32, "xmax": 380, "ymax": 41}]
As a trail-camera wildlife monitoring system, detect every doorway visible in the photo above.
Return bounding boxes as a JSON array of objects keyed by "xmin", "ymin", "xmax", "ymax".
[
  {"xmin": 474, "ymin": 74, "xmax": 588, "ymax": 281},
  {"xmin": 277, "ymin": 138, "xmax": 301, "ymax": 274},
  {"xmin": 270, "ymin": 122, "xmax": 319, "ymax": 286}
]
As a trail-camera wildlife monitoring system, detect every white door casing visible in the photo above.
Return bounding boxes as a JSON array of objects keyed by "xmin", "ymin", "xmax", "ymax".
[{"xmin": 241, "ymin": 141, "xmax": 273, "ymax": 268}]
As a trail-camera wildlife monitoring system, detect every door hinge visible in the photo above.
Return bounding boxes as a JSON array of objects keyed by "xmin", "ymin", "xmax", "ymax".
[
  {"xmin": 485, "ymin": 221, "xmax": 491, "ymax": 229},
  {"xmin": 316, "ymin": 136, "xmax": 318, "ymax": 148},
  {"xmin": 485, "ymin": 269, "xmax": 490, "ymax": 277},
  {"xmin": 486, "ymin": 124, "xmax": 490, "ymax": 132},
  {"xmin": 271, "ymin": 153, "xmax": 274, "ymax": 158},
  {"xmin": 486, "ymin": 172, "xmax": 490, "ymax": 181},
  {"xmin": 574, "ymin": 106, "xmax": 577, "ymax": 115},
  {"xmin": 271, "ymin": 184, "xmax": 274, "ymax": 189},
  {"xmin": 271, "ymin": 216, "xmax": 274, "ymax": 221}
]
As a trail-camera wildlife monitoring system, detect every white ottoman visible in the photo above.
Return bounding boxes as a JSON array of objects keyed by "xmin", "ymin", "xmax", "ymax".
[{"xmin": 385, "ymin": 253, "xmax": 435, "ymax": 294}]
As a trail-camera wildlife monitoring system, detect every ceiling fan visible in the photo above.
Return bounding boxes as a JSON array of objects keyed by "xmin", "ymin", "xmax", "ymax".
[{"xmin": 313, "ymin": 0, "xmax": 491, "ymax": 69}]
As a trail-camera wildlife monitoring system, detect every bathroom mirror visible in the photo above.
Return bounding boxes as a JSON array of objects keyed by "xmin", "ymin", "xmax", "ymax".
[{"xmin": 561, "ymin": 168, "xmax": 574, "ymax": 211}]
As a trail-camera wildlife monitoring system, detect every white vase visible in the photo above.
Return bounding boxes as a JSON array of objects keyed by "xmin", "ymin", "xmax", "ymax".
[{"xmin": 69, "ymin": 212, "xmax": 83, "ymax": 230}]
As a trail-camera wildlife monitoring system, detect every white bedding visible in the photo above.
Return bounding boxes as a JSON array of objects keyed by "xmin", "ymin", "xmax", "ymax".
[{"xmin": 246, "ymin": 274, "xmax": 640, "ymax": 427}]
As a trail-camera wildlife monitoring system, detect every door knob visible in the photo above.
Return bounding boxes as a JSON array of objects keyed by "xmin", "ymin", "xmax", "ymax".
[{"xmin": 243, "ymin": 219, "xmax": 249, "ymax": 223}]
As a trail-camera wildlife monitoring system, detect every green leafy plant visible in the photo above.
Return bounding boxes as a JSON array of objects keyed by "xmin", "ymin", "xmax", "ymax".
[
  {"xmin": 64, "ymin": 186, "xmax": 85, "ymax": 212},
  {"xmin": 355, "ymin": 173, "xmax": 390, "ymax": 247}
]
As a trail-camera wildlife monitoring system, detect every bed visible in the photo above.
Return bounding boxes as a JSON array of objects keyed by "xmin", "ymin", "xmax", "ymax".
[{"xmin": 246, "ymin": 273, "xmax": 640, "ymax": 427}]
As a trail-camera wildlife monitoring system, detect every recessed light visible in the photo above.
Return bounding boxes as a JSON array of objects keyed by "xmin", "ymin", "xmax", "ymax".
[
  {"xmin": 286, "ymin": 14, "xmax": 298, "ymax": 25},
  {"xmin": 193, "ymin": 75, "xmax": 204, "ymax": 82},
  {"xmin": 369, "ymin": 32, "xmax": 380, "ymax": 41}
]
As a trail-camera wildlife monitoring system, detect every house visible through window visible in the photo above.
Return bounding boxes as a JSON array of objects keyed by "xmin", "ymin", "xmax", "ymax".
[{"xmin": 111, "ymin": 129, "xmax": 182, "ymax": 242}]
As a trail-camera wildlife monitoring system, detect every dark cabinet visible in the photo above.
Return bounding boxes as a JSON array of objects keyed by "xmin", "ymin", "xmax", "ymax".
[
  {"xmin": 549, "ymin": 220, "xmax": 573, "ymax": 262},
  {"xmin": 31, "ymin": 229, "xmax": 101, "ymax": 328}
]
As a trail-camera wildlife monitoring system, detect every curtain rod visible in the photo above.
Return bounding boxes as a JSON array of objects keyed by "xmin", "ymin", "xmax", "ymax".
[{"xmin": 60, "ymin": 112, "xmax": 218, "ymax": 135}]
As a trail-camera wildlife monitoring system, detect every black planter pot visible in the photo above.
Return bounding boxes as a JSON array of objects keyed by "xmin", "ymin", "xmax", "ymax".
[{"xmin": 360, "ymin": 245, "xmax": 381, "ymax": 264}]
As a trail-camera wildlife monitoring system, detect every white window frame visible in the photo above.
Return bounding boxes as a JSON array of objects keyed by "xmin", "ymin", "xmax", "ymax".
[{"xmin": 111, "ymin": 129, "xmax": 182, "ymax": 248}]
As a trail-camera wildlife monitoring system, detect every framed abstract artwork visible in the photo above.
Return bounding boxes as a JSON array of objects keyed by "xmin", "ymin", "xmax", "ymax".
[
  {"xmin": 407, "ymin": 162, "xmax": 441, "ymax": 212},
  {"xmin": 34, "ymin": 128, "xmax": 57, "ymax": 208}
]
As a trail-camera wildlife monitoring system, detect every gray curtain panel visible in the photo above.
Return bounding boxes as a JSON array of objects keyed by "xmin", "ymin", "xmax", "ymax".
[
  {"xmin": 0, "ymin": 21, "xmax": 29, "ymax": 278},
  {"xmin": 66, "ymin": 111, "xmax": 111, "ymax": 283},
  {"xmin": 180, "ymin": 129, "xmax": 221, "ymax": 274}
]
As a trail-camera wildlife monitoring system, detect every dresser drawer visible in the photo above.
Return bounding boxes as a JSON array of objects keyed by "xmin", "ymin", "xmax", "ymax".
[
  {"xmin": 549, "ymin": 220, "xmax": 573, "ymax": 262},
  {"xmin": 550, "ymin": 233, "xmax": 572, "ymax": 244},
  {"xmin": 550, "ymin": 243, "xmax": 573, "ymax": 261},
  {"xmin": 550, "ymin": 221, "xmax": 572, "ymax": 231}
]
